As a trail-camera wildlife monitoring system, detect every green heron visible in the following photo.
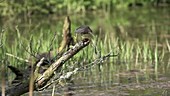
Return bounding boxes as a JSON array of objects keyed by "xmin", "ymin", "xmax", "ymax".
[
  {"xmin": 75, "ymin": 25, "xmax": 94, "ymax": 42},
  {"xmin": 75, "ymin": 25, "xmax": 99, "ymax": 57}
]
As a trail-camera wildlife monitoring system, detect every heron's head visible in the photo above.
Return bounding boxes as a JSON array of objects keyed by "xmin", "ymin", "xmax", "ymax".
[
  {"xmin": 75, "ymin": 25, "xmax": 92, "ymax": 35},
  {"xmin": 75, "ymin": 25, "xmax": 93, "ymax": 42}
]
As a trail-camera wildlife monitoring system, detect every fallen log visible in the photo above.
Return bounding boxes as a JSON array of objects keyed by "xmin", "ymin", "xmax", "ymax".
[
  {"xmin": 3, "ymin": 16, "xmax": 91, "ymax": 96},
  {"xmin": 5, "ymin": 38, "xmax": 90, "ymax": 96}
]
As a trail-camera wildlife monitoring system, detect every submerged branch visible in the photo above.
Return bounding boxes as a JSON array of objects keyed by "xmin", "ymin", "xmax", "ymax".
[
  {"xmin": 35, "ymin": 39, "xmax": 90, "ymax": 89},
  {"xmin": 4, "ymin": 39, "xmax": 90, "ymax": 96},
  {"xmin": 37, "ymin": 52, "xmax": 117, "ymax": 90},
  {"xmin": 4, "ymin": 16, "xmax": 93, "ymax": 96},
  {"xmin": 79, "ymin": 52, "xmax": 118, "ymax": 71}
]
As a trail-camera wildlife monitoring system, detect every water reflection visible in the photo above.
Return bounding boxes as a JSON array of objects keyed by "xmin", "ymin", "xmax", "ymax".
[{"xmin": 31, "ymin": 61, "xmax": 170, "ymax": 96}]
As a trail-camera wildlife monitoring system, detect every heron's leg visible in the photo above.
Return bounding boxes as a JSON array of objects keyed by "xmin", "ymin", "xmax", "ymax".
[{"xmin": 89, "ymin": 33, "xmax": 100, "ymax": 57}]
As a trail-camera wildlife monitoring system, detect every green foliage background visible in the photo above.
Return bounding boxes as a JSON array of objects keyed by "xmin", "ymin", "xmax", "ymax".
[{"xmin": 0, "ymin": 0, "xmax": 162, "ymax": 16}]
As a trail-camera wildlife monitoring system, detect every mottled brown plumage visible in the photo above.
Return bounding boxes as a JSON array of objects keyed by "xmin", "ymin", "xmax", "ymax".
[{"xmin": 75, "ymin": 25, "xmax": 93, "ymax": 42}]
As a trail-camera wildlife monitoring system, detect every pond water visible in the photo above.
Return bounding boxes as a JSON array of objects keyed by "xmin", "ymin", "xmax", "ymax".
[{"xmin": 1, "ymin": 7, "xmax": 170, "ymax": 96}]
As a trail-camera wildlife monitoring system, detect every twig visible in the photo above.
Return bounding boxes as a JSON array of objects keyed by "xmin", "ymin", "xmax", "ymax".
[
  {"xmin": 79, "ymin": 52, "xmax": 118, "ymax": 71},
  {"xmin": 29, "ymin": 36, "xmax": 37, "ymax": 57},
  {"xmin": 0, "ymin": 29, "xmax": 4, "ymax": 47},
  {"xmin": 36, "ymin": 68, "xmax": 78, "ymax": 91},
  {"xmin": 51, "ymin": 83, "xmax": 56, "ymax": 96},
  {"xmin": 48, "ymin": 32, "xmax": 58, "ymax": 52},
  {"xmin": 5, "ymin": 53, "xmax": 30, "ymax": 63},
  {"xmin": 36, "ymin": 52, "xmax": 116, "ymax": 90},
  {"xmin": 166, "ymin": 39, "xmax": 170, "ymax": 52},
  {"xmin": 47, "ymin": 32, "xmax": 58, "ymax": 64},
  {"xmin": 20, "ymin": 41, "xmax": 37, "ymax": 59},
  {"xmin": 35, "ymin": 57, "xmax": 45, "ymax": 73}
]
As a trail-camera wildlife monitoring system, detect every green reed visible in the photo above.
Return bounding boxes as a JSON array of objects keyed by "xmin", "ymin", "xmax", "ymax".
[
  {"xmin": 1, "ymin": 28, "xmax": 167, "ymax": 72},
  {"xmin": 72, "ymin": 35, "xmax": 167, "ymax": 86},
  {"xmin": 0, "ymin": 28, "xmax": 60, "ymax": 68},
  {"xmin": 1, "ymin": 28, "xmax": 168, "ymax": 95},
  {"xmin": 1, "ymin": 23, "xmax": 168, "ymax": 83}
]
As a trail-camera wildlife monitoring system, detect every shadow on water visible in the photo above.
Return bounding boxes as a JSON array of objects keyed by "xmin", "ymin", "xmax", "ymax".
[{"xmin": 1, "ymin": 7, "xmax": 170, "ymax": 96}]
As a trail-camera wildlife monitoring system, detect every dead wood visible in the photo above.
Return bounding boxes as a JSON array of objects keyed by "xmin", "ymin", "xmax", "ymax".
[
  {"xmin": 4, "ymin": 16, "xmax": 90, "ymax": 96},
  {"xmin": 58, "ymin": 16, "xmax": 74, "ymax": 52},
  {"xmin": 5, "ymin": 39, "xmax": 90, "ymax": 96}
]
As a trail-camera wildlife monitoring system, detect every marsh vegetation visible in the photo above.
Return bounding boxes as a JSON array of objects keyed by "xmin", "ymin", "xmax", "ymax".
[{"xmin": 0, "ymin": 1, "xmax": 170, "ymax": 96}]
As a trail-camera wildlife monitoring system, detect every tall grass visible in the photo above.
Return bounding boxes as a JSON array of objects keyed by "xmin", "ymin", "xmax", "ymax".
[
  {"xmin": 1, "ymin": 7, "xmax": 170, "ymax": 95},
  {"xmin": 1, "ymin": 26, "xmax": 167, "ymax": 67},
  {"xmin": 1, "ymin": 24, "xmax": 169, "ymax": 95}
]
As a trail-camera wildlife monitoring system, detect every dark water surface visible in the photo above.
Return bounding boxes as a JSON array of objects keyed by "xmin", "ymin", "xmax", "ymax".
[{"xmin": 1, "ymin": 7, "xmax": 170, "ymax": 96}]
